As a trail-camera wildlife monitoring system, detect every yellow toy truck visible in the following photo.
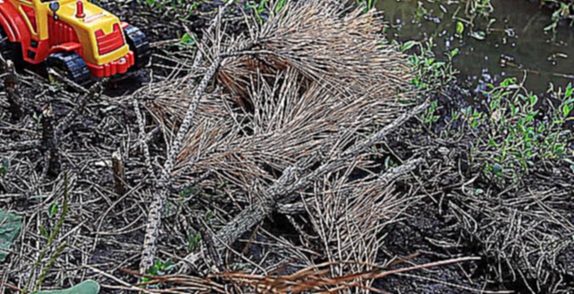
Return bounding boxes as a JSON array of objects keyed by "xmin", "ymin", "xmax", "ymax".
[{"xmin": 0, "ymin": 0, "xmax": 150, "ymax": 85}]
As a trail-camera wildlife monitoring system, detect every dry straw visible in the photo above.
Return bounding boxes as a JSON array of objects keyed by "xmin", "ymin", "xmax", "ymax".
[
  {"xmin": 138, "ymin": 0, "xmax": 422, "ymax": 290},
  {"xmin": 143, "ymin": 0, "xmax": 416, "ymax": 196}
]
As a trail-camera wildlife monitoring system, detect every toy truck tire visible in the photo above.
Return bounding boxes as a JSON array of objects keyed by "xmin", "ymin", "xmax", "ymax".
[
  {"xmin": 123, "ymin": 25, "xmax": 150, "ymax": 69},
  {"xmin": 0, "ymin": 25, "xmax": 22, "ymax": 67},
  {"xmin": 46, "ymin": 52, "xmax": 92, "ymax": 86}
]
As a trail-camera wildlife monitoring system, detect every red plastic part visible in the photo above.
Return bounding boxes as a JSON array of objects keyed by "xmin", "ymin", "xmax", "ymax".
[
  {"xmin": 48, "ymin": 42, "xmax": 82, "ymax": 54},
  {"xmin": 0, "ymin": 3, "xmax": 26, "ymax": 41},
  {"xmin": 76, "ymin": 1, "xmax": 85, "ymax": 18},
  {"xmin": 21, "ymin": 6, "xmax": 37, "ymax": 32},
  {"xmin": 0, "ymin": 2, "xmax": 31, "ymax": 61},
  {"xmin": 86, "ymin": 50, "xmax": 134, "ymax": 77},
  {"xmin": 48, "ymin": 18, "xmax": 79, "ymax": 46},
  {"xmin": 94, "ymin": 23, "xmax": 124, "ymax": 56}
]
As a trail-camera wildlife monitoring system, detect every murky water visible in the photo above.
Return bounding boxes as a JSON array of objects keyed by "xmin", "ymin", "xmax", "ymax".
[{"xmin": 378, "ymin": 0, "xmax": 574, "ymax": 94}]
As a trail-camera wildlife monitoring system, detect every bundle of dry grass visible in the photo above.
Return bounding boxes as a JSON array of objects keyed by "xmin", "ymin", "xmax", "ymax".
[
  {"xmin": 301, "ymin": 166, "xmax": 405, "ymax": 291},
  {"xmin": 144, "ymin": 0, "xmax": 414, "ymax": 124},
  {"xmin": 136, "ymin": 0, "xmax": 422, "ymax": 289},
  {"xmin": 209, "ymin": 0, "xmax": 413, "ymax": 111},
  {"xmin": 452, "ymin": 187, "xmax": 574, "ymax": 293},
  {"xmin": 166, "ymin": 68, "xmax": 412, "ymax": 199},
  {"xmin": 142, "ymin": 0, "xmax": 416, "ymax": 194}
]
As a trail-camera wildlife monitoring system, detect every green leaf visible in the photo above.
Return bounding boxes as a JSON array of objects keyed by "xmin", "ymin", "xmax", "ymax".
[
  {"xmin": 180, "ymin": 33, "xmax": 195, "ymax": 46},
  {"xmin": 565, "ymin": 83, "xmax": 573, "ymax": 98},
  {"xmin": 274, "ymin": 0, "xmax": 287, "ymax": 14},
  {"xmin": 39, "ymin": 225, "xmax": 49, "ymax": 239},
  {"xmin": 0, "ymin": 157, "xmax": 9, "ymax": 176},
  {"xmin": 529, "ymin": 95, "xmax": 538, "ymax": 106},
  {"xmin": 456, "ymin": 21, "xmax": 464, "ymax": 35},
  {"xmin": 36, "ymin": 280, "xmax": 100, "ymax": 294},
  {"xmin": 188, "ymin": 231, "xmax": 202, "ymax": 251},
  {"xmin": 0, "ymin": 210, "xmax": 22, "ymax": 262},
  {"xmin": 450, "ymin": 48, "xmax": 460, "ymax": 58},
  {"xmin": 49, "ymin": 203, "xmax": 59, "ymax": 217},
  {"xmin": 544, "ymin": 22, "xmax": 557, "ymax": 32},
  {"xmin": 401, "ymin": 40, "xmax": 417, "ymax": 52},
  {"xmin": 488, "ymin": 138, "xmax": 499, "ymax": 147}
]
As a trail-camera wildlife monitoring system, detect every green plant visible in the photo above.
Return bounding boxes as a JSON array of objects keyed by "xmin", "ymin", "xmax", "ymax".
[
  {"xmin": 142, "ymin": 258, "xmax": 174, "ymax": 283},
  {"xmin": 463, "ymin": 79, "xmax": 573, "ymax": 184},
  {"xmin": 36, "ymin": 280, "xmax": 100, "ymax": 294},
  {"xmin": 356, "ymin": 0, "xmax": 379, "ymax": 13},
  {"xmin": 543, "ymin": 1, "xmax": 574, "ymax": 35},
  {"xmin": 421, "ymin": 99, "xmax": 441, "ymax": 126},
  {"xmin": 273, "ymin": 0, "xmax": 288, "ymax": 13},
  {"xmin": 248, "ymin": 0, "xmax": 268, "ymax": 23},
  {"xmin": 451, "ymin": 0, "xmax": 496, "ymax": 41},
  {"xmin": 392, "ymin": 38, "xmax": 460, "ymax": 129},
  {"xmin": 138, "ymin": 0, "xmax": 204, "ymax": 19},
  {"xmin": 0, "ymin": 157, "xmax": 9, "ymax": 177},
  {"xmin": 401, "ymin": 38, "xmax": 459, "ymax": 94},
  {"xmin": 0, "ymin": 209, "xmax": 22, "ymax": 262},
  {"xmin": 244, "ymin": 0, "xmax": 287, "ymax": 24},
  {"xmin": 187, "ymin": 211, "xmax": 214, "ymax": 251},
  {"xmin": 466, "ymin": 0, "xmax": 494, "ymax": 21},
  {"xmin": 408, "ymin": 35, "xmax": 573, "ymax": 183},
  {"xmin": 23, "ymin": 173, "xmax": 70, "ymax": 293},
  {"xmin": 188, "ymin": 230, "xmax": 202, "ymax": 251},
  {"xmin": 414, "ymin": 1, "xmax": 429, "ymax": 23},
  {"xmin": 180, "ymin": 32, "xmax": 196, "ymax": 46}
]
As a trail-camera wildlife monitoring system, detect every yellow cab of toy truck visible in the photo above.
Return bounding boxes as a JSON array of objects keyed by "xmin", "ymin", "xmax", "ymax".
[{"xmin": 0, "ymin": 0, "xmax": 147, "ymax": 79}]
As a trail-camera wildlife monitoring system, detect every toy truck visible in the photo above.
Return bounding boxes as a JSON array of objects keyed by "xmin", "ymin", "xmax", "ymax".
[{"xmin": 0, "ymin": 0, "xmax": 150, "ymax": 85}]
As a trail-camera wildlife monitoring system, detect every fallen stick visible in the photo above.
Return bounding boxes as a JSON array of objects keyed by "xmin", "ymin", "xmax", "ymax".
[
  {"xmin": 40, "ymin": 104, "xmax": 59, "ymax": 176},
  {"xmin": 277, "ymin": 157, "xmax": 423, "ymax": 215},
  {"xmin": 211, "ymin": 100, "xmax": 428, "ymax": 250},
  {"xmin": 139, "ymin": 52, "xmax": 225, "ymax": 273},
  {"xmin": 139, "ymin": 1, "xmax": 247, "ymax": 273},
  {"xmin": 175, "ymin": 101, "xmax": 427, "ymax": 271},
  {"xmin": 142, "ymin": 0, "xmax": 422, "ymax": 273},
  {"xmin": 133, "ymin": 99, "xmax": 156, "ymax": 179}
]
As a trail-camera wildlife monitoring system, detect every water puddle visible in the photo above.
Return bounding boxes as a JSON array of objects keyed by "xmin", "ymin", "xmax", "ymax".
[{"xmin": 378, "ymin": 0, "xmax": 574, "ymax": 95}]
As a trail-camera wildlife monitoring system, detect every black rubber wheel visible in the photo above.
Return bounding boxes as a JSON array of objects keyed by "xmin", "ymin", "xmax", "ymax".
[
  {"xmin": 46, "ymin": 51, "xmax": 92, "ymax": 86},
  {"xmin": 0, "ymin": 25, "xmax": 22, "ymax": 68},
  {"xmin": 123, "ymin": 25, "xmax": 151, "ymax": 69}
]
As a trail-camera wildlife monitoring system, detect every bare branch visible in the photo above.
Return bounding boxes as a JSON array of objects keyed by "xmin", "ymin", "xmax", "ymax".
[{"xmin": 212, "ymin": 100, "xmax": 427, "ymax": 251}]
